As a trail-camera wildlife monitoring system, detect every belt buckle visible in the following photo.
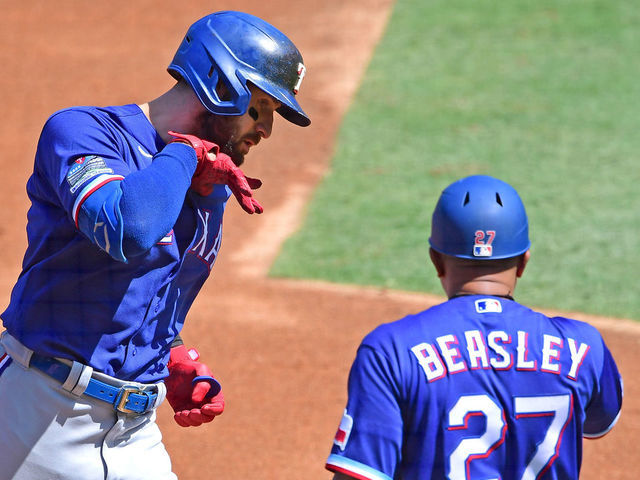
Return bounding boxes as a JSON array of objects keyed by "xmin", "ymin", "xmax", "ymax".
[{"xmin": 116, "ymin": 386, "xmax": 147, "ymax": 414}]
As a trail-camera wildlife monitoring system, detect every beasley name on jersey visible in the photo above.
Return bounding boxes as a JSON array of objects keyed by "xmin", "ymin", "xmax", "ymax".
[{"xmin": 410, "ymin": 297, "xmax": 590, "ymax": 383}]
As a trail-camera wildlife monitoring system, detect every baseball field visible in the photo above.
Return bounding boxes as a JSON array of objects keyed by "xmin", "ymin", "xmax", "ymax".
[{"xmin": 0, "ymin": 1, "xmax": 638, "ymax": 479}]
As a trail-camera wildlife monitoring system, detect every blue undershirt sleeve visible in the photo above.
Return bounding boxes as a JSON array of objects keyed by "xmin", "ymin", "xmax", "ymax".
[{"xmin": 120, "ymin": 142, "xmax": 197, "ymax": 257}]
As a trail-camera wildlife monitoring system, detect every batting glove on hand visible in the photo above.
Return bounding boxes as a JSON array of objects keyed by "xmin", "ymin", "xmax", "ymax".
[
  {"xmin": 164, "ymin": 345, "xmax": 225, "ymax": 428},
  {"xmin": 168, "ymin": 131, "xmax": 264, "ymax": 214}
]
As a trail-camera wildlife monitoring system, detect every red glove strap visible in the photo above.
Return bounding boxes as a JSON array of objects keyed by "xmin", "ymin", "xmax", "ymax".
[
  {"xmin": 167, "ymin": 344, "xmax": 196, "ymax": 366},
  {"xmin": 167, "ymin": 131, "xmax": 219, "ymax": 163}
]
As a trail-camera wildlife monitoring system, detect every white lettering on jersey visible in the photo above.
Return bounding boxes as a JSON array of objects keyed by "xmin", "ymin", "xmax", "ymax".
[
  {"xmin": 411, "ymin": 343, "xmax": 446, "ymax": 382},
  {"xmin": 516, "ymin": 331, "xmax": 537, "ymax": 371},
  {"xmin": 448, "ymin": 394, "xmax": 507, "ymax": 479},
  {"xmin": 436, "ymin": 334, "xmax": 467, "ymax": 374},
  {"xmin": 190, "ymin": 208, "xmax": 223, "ymax": 270},
  {"xmin": 541, "ymin": 335, "xmax": 563, "ymax": 374},
  {"xmin": 192, "ymin": 209, "xmax": 211, "ymax": 256},
  {"xmin": 567, "ymin": 338, "xmax": 590, "ymax": 380},
  {"xmin": 465, "ymin": 330, "xmax": 490, "ymax": 370},
  {"xmin": 411, "ymin": 329, "xmax": 592, "ymax": 383},
  {"xmin": 202, "ymin": 227, "xmax": 222, "ymax": 263},
  {"xmin": 488, "ymin": 331, "xmax": 513, "ymax": 370}
]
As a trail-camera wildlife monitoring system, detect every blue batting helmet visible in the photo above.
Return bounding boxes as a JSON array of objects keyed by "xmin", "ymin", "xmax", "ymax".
[
  {"xmin": 429, "ymin": 175, "xmax": 530, "ymax": 259},
  {"xmin": 168, "ymin": 11, "xmax": 310, "ymax": 127}
]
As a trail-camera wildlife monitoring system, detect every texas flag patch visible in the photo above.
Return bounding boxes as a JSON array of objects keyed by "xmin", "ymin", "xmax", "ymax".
[
  {"xmin": 475, "ymin": 298, "xmax": 502, "ymax": 313},
  {"xmin": 333, "ymin": 409, "xmax": 353, "ymax": 451}
]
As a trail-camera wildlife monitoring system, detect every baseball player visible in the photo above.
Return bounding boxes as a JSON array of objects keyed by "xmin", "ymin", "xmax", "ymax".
[
  {"xmin": 0, "ymin": 11, "xmax": 309, "ymax": 480},
  {"xmin": 326, "ymin": 175, "xmax": 623, "ymax": 480}
]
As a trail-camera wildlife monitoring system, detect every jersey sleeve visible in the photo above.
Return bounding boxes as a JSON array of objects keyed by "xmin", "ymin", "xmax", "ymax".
[
  {"xmin": 583, "ymin": 342, "xmax": 623, "ymax": 438},
  {"xmin": 37, "ymin": 109, "xmax": 131, "ymax": 215},
  {"xmin": 326, "ymin": 343, "xmax": 403, "ymax": 480},
  {"xmin": 34, "ymin": 108, "xmax": 196, "ymax": 261}
]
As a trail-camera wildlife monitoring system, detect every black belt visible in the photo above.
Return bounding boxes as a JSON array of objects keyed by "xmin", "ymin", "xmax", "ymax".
[{"xmin": 29, "ymin": 353, "xmax": 158, "ymax": 414}]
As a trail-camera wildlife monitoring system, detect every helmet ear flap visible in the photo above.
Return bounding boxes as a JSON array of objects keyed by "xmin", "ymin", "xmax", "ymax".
[
  {"xmin": 207, "ymin": 61, "xmax": 240, "ymax": 107},
  {"xmin": 213, "ymin": 76, "xmax": 231, "ymax": 102}
]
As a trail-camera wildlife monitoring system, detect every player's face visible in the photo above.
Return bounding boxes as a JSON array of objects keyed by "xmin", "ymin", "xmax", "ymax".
[{"xmin": 199, "ymin": 84, "xmax": 281, "ymax": 166}]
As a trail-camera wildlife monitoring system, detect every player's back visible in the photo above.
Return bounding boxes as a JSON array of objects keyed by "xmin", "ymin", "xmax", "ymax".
[{"xmin": 332, "ymin": 295, "xmax": 622, "ymax": 480}]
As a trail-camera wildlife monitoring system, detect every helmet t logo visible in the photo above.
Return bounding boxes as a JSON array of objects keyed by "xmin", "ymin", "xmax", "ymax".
[{"xmin": 293, "ymin": 63, "xmax": 306, "ymax": 94}]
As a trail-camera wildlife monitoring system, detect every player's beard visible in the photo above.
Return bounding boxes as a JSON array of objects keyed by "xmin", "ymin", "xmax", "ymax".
[{"xmin": 199, "ymin": 112, "xmax": 259, "ymax": 167}]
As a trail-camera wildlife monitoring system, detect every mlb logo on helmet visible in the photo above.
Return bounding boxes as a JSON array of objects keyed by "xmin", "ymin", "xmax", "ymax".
[
  {"xmin": 473, "ymin": 244, "xmax": 493, "ymax": 257},
  {"xmin": 333, "ymin": 409, "xmax": 353, "ymax": 451}
]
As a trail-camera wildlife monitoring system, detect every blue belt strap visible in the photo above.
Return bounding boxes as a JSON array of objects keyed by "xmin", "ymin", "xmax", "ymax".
[{"xmin": 29, "ymin": 353, "xmax": 158, "ymax": 414}]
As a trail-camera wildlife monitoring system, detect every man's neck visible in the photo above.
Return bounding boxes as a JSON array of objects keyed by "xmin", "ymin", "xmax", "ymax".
[
  {"xmin": 445, "ymin": 277, "xmax": 517, "ymax": 300},
  {"xmin": 141, "ymin": 83, "xmax": 202, "ymax": 144},
  {"xmin": 137, "ymin": 102, "xmax": 151, "ymax": 123}
]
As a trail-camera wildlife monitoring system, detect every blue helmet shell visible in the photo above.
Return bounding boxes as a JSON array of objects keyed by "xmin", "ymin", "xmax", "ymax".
[
  {"xmin": 429, "ymin": 175, "xmax": 530, "ymax": 259},
  {"xmin": 168, "ymin": 11, "xmax": 310, "ymax": 127}
]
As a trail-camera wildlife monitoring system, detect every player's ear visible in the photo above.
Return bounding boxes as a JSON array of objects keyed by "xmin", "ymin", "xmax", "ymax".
[
  {"xmin": 429, "ymin": 247, "xmax": 445, "ymax": 278},
  {"xmin": 516, "ymin": 250, "xmax": 530, "ymax": 278}
]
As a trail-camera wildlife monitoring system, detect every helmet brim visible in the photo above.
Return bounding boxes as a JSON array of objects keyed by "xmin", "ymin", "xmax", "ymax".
[
  {"xmin": 247, "ymin": 74, "xmax": 310, "ymax": 127},
  {"xmin": 278, "ymin": 103, "xmax": 311, "ymax": 127}
]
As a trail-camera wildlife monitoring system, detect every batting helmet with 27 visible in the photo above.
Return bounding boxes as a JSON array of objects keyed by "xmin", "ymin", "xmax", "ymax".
[{"xmin": 429, "ymin": 175, "xmax": 530, "ymax": 260}]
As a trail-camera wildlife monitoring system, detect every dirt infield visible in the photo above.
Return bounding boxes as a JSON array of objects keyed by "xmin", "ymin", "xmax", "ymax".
[{"xmin": 1, "ymin": 2, "xmax": 638, "ymax": 479}]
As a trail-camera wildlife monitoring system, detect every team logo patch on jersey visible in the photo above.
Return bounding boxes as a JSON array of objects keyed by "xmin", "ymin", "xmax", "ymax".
[
  {"xmin": 333, "ymin": 409, "xmax": 353, "ymax": 451},
  {"xmin": 67, "ymin": 155, "xmax": 114, "ymax": 193},
  {"xmin": 475, "ymin": 298, "xmax": 502, "ymax": 313}
]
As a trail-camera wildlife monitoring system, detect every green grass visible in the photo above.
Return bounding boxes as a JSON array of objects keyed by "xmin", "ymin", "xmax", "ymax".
[{"xmin": 271, "ymin": 0, "xmax": 640, "ymax": 320}]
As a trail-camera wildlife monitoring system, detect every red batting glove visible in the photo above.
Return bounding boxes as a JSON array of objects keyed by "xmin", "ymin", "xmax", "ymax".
[
  {"xmin": 168, "ymin": 131, "xmax": 264, "ymax": 214},
  {"xmin": 164, "ymin": 345, "xmax": 225, "ymax": 428}
]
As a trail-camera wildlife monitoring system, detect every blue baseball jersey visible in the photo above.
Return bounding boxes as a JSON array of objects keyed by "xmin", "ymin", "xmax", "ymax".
[
  {"xmin": 1, "ymin": 104, "xmax": 231, "ymax": 382},
  {"xmin": 326, "ymin": 295, "xmax": 623, "ymax": 480}
]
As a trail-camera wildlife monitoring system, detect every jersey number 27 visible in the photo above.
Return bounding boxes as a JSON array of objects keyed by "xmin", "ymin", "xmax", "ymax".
[{"xmin": 447, "ymin": 393, "xmax": 572, "ymax": 480}]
